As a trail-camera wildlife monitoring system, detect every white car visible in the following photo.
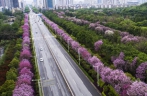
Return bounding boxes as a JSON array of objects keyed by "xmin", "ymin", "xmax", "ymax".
[
  {"xmin": 40, "ymin": 47, "xmax": 43, "ymax": 51},
  {"xmin": 40, "ymin": 58, "xmax": 43, "ymax": 62}
]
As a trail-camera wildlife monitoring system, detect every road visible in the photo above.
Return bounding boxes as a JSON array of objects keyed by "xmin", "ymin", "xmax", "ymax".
[
  {"xmin": 29, "ymin": 12, "xmax": 101, "ymax": 96},
  {"xmin": 30, "ymin": 12, "xmax": 72, "ymax": 96}
]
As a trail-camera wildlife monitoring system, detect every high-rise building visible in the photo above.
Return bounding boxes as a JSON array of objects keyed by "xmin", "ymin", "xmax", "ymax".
[
  {"xmin": 5, "ymin": 0, "xmax": 13, "ymax": 8},
  {"xmin": 97, "ymin": 0, "xmax": 102, "ymax": 4},
  {"xmin": 1, "ymin": 0, "xmax": 6, "ymax": 7},
  {"xmin": 47, "ymin": 0, "xmax": 53, "ymax": 8},
  {"xmin": 13, "ymin": 0, "xmax": 19, "ymax": 8}
]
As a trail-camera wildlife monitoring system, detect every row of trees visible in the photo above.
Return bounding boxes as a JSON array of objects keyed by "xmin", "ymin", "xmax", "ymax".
[
  {"xmin": 13, "ymin": 14, "xmax": 34, "ymax": 96},
  {"xmin": 55, "ymin": 10, "xmax": 147, "ymax": 83},
  {"xmin": 0, "ymin": 11, "xmax": 24, "ymax": 95},
  {"xmin": 0, "ymin": 11, "xmax": 23, "ymax": 40},
  {"xmin": 42, "ymin": 13, "xmax": 147, "ymax": 96},
  {"xmin": 44, "ymin": 11, "xmax": 147, "ymax": 82},
  {"xmin": 65, "ymin": 3, "xmax": 147, "ymax": 37}
]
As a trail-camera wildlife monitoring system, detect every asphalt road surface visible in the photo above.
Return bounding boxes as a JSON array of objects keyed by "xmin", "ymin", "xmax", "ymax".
[{"xmin": 29, "ymin": 11, "xmax": 101, "ymax": 96}]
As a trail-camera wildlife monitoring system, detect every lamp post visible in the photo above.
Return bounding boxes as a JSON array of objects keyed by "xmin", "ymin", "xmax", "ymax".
[
  {"xmin": 93, "ymin": 65, "xmax": 99, "ymax": 86},
  {"xmin": 78, "ymin": 48, "xmax": 80, "ymax": 66},
  {"xmin": 32, "ymin": 78, "xmax": 45, "ymax": 96},
  {"xmin": 59, "ymin": 33, "xmax": 62, "ymax": 40},
  {"xmin": 67, "ymin": 39, "xmax": 72, "ymax": 52}
]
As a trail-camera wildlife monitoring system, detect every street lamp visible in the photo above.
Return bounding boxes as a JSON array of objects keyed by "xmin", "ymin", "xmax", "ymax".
[
  {"xmin": 78, "ymin": 48, "xmax": 80, "ymax": 66},
  {"xmin": 32, "ymin": 78, "xmax": 45, "ymax": 81},
  {"xmin": 59, "ymin": 33, "xmax": 62, "ymax": 40},
  {"xmin": 93, "ymin": 65, "xmax": 99, "ymax": 86},
  {"xmin": 67, "ymin": 39, "xmax": 72, "ymax": 52},
  {"xmin": 32, "ymin": 78, "xmax": 45, "ymax": 96}
]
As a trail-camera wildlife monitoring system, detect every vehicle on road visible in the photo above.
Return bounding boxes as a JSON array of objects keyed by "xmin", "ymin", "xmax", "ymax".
[
  {"xmin": 40, "ymin": 58, "xmax": 43, "ymax": 62},
  {"xmin": 40, "ymin": 47, "xmax": 43, "ymax": 51}
]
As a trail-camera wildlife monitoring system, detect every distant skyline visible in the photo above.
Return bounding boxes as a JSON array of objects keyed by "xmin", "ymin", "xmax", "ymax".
[{"xmin": 25, "ymin": 0, "xmax": 84, "ymax": 4}]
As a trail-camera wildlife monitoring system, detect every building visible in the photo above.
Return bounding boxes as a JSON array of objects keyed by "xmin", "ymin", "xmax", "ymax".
[
  {"xmin": 0, "ymin": 0, "xmax": 6, "ymax": 7},
  {"xmin": 0, "ymin": 0, "xmax": 19, "ymax": 9},
  {"xmin": 13, "ymin": 0, "xmax": 19, "ymax": 8},
  {"xmin": 47, "ymin": 0, "xmax": 54, "ymax": 8}
]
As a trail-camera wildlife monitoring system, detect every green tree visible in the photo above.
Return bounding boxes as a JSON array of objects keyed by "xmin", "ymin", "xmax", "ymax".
[
  {"xmin": 0, "ymin": 80, "xmax": 15, "ymax": 96},
  {"xmin": 6, "ymin": 68, "xmax": 17, "ymax": 81},
  {"xmin": 8, "ymin": 58, "xmax": 19, "ymax": 68}
]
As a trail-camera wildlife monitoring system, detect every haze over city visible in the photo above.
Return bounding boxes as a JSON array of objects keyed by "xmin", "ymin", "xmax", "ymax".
[{"xmin": 0, "ymin": 0, "xmax": 147, "ymax": 95}]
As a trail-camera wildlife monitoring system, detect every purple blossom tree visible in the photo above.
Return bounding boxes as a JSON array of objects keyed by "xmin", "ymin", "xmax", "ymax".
[
  {"xmin": 127, "ymin": 81, "xmax": 147, "ymax": 96},
  {"xmin": 19, "ymin": 59, "xmax": 32, "ymax": 70},
  {"xmin": 94, "ymin": 40, "xmax": 103, "ymax": 51},
  {"xmin": 20, "ymin": 49, "xmax": 31, "ymax": 59},
  {"xmin": 115, "ymin": 83, "xmax": 131, "ymax": 96},
  {"xmin": 16, "ymin": 74, "xmax": 32, "ymax": 85},
  {"xmin": 113, "ymin": 59, "xmax": 125, "ymax": 70},
  {"xmin": 106, "ymin": 69, "xmax": 131, "ymax": 86},
  {"xmin": 13, "ymin": 84, "xmax": 34, "ymax": 96},
  {"xmin": 19, "ymin": 67, "xmax": 34, "ymax": 77},
  {"xmin": 71, "ymin": 41, "xmax": 80, "ymax": 52},
  {"xmin": 94, "ymin": 62, "xmax": 104, "ymax": 73},
  {"xmin": 100, "ymin": 67, "xmax": 113, "ymax": 83},
  {"xmin": 136, "ymin": 62, "xmax": 147, "ymax": 81},
  {"xmin": 88, "ymin": 56, "xmax": 101, "ymax": 65},
  {"xmin": 78, "ymin": 47, "xmax": 91, "ymax": 61},
  {"xmin": 89, "ymin": 23, "xmax": 96, "ymax": 29},
  {"xmin": 113, "ymin": 52, "xmax": 125, "ymax": 70}
]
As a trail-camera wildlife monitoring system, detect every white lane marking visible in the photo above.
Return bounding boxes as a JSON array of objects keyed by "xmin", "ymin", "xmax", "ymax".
[
  {"xmin": 72, "ymin": 79, "xmax": 76, "ymax": 85},
  {"xmin": 57, "ymin": 83, "xmax": 61, "ymax": 89}
]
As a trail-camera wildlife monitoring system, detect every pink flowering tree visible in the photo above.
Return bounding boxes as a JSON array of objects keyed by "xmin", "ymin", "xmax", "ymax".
[
  {"xmin": 94, "ymin": 40, "xmax": 103, "ymax": 51},
  {"xmin": 19, "ymin": 59, "xmax": 32, "ymax": 70},
  {"xmin": 78, "ymin": 47, "xmax": 91, "ymax": 61},
  {"xmin": 105, "ymin": 69, "xmax": 131, "ymax": 86},
  {"xmin": 136, "ymin": 62, "xmax": 147, "ymax": 81},
  {"xmin": 13, "ymin": 84, "xmax": 34, "ymax": 96},
  {"xmin": 71, "ymin": 41, "xmax": 80, "ymax": 52},
  {"xmin": 13, "ymin": 14, "xmax": 34, "ymax": 96},
  {"xmin": 20, "ymin": 49, "xmax": 31, "ymax": 59},
  {"xmin": 113, "ymin": 52, "xmax": 126, "ymax": 70},
  {"xmin": 127, "ymin": 81, "xmax": 147, "ymax": 96},
  {"xmin": 88, "ymin": 56, "xmax": 101, "ymax": 66}
]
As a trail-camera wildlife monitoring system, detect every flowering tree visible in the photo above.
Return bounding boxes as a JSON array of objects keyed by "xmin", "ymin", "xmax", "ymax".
[
  {"xmin": 136, "ymin": 62, "xmax": 147, "ymax": 81},
  {"xmin": 115, "ymin": 83, "xmax": 131, "ymax": 96},
  {"xmin": 19, "ymin": 59, "xmax": 32, "ymax": 70},
  {"xmin": 121, "ymin": 35, "xmax": 139, "ymax": 43},
  {"xmin": 19, "ymin": 67, "xmax": 34, "ymax": 77},
  {"xmin": 106, "ymin": 69, "xmax": 131, "ymax": 86},
  {"xmin": 13, "ymin": 84, "xmax": 34, "ymax": 96},
  {"xmin": 89, "ymin": 23, "xmax": 96, "ymax": 29},
  {"xmin": 17, "ymin": 74, "xmax": 32, "ymax": 85},
  {"xmin": 95, "ymin": 27, "xmax": 104, "ymax": 33},
  {"xmin": 23, "ymin": 37, "xmax": 30, "ymax": 45},
  {"xmin": 100, "ymin": 67, "xmax": 112, "ymax": 83},
  {"xmin": 13, "ymin": 14, "xmax": 34, "ymax": 96},
  {"xmin": 94, "ymin": 40, "xmax": 103, "ymax": 51},
  {"xmin": 71, "ymin": 41, "xmax": 80, "ymax": 52},
  {"xmin": 78, "ymin": 47, "xmax": 91, "ymax": 61},
  {"xmin": 127, "ymin": 81, "xmax": 147, "ymax": 96},
  {"xmin": 105, "ymin": 30, "xmax": 114, "ymax": 35},
  {"xmin": 88, "ymin": 56, "xmax": 101, "ymax": 65},
  {"xmin": 113, "ymin": 52, "xmax": 125, "ymax": 70},
  {"xmin": 42, "ymin": 14, "xmax": 147, "ymax": 96},
  {"xmin": 23, "ymin": 32, "xmax": 29, "ymax": 38},
  {"xmin": 20, "ymin": 49, "xmax": 31, "ymax": 59}
]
